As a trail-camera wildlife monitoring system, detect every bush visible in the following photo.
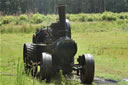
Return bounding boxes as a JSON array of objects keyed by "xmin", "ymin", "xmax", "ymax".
[
  {"xmin": 2, "ymin": 16, "xmax": 14, "ymax": 24},
  {"xmin": 118, "ymin": 13, "xmax": 128, "ymax": 19},
  {"xmin": 102, "ymin": 12, "xmax": 117, "ymax": 21},
  {"xmin": 31, "ymin": 13, "xmax": 45, "ymax": 24},
  {"xmin": 19, "ymin": 14, "xmax": 28, "ymax": 21},
  {"xmin": 0, "ymin": 21, "xmax": 2, "ymax": 26},
  {"xmin": 67, "ymin": 14, "xmax": 80, "ymax": 22},
  {"xmin": 79, "ymin": 16, "xmax": 86, "ymax": 21},
  {"xmin": 0, "ymin": 16, "xmax": 2, "ymax": 26},
  {"xmin": 44, "ymin": 15, "xmax": 56, "ymax": 22},
  {"xmin": 68, "ymin": 13, "xmax": 101, "ymax": 22},
  {"xmin": 87, "ymin": 17, "xmax": 94, "ymax": 21},
  {"xmin": 119, "ymin": 15, "xmax": 125, "ymax": 19},
  {"xmin": 66, "ymin": 14, "xmax": 70, "ymax": 20},
  {"xmin": 0, "ymin": 12, "xmax": 128, "ymax": 26}
]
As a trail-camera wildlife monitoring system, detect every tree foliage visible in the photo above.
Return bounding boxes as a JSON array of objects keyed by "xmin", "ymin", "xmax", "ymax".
[{"xmin": 0, "ymin": 0, "xmax": 128, "ymax": 14}]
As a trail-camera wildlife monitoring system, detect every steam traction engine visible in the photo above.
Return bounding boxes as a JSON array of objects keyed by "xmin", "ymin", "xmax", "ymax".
[{"xmin": 23, "ymin": 5, "xmax": 95, "ymax": 84}]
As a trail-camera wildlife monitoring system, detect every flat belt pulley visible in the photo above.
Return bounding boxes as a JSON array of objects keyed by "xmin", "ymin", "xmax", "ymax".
[
  {"xmin": 40, "ymin": 52, "xmax": 52, "ymax": 82},
  {"xmin": 78, "ymin": 54, "xmax": 95, "ymax": 84}
]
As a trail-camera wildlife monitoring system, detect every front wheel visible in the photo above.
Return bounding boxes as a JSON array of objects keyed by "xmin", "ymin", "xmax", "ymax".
[
  {"xmin": 40, "ymin": 52, "xmax": 52, "ymax": 82},
  {"xmin": 80, "ymin": 54, "xmax": 95, "ymax": 84}
]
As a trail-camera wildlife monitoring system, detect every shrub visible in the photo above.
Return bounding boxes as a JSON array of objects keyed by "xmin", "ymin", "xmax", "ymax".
[
  {"xmin": 118, "ymin": 13, "xmax": 128, "ymax": 20},
  {"xmin": 68, "ymin": 13, "xmax": 102, "ymax": 22},
  {"xmin": 66, "ymin": 14, "xmax": 70, "ymax": 20},
  {"xmin": 87, "ymin": 17, "xmax": 94, "ymax": 21},
  {"xmin": 32, "ymin": 13, "xmax": 45, "ymax": 24},
  {"xmin": 67, "ymin": 14, "xmax": 79, "ymax": 22},
  {"xmin": 44, "ymin": 15, "xmax": 56, "ymax": 22},
  {"xmin": 2, "ymin": 16, "xmax": 14, "ymax": 24},
  {"xmin": 102, "ymin": 12, "xmax": 117, "ymax": 21},
  {"xmin": 0, "ymin": 21, "xmax": 2, "ymax": 26},
  {"xmin": 79, "ymin": 16, "xmax": 86, "ymax": 21},
  {"xmin": 119, "ymin": 15, "xmax": 125, "ymax": 19},
  {"xmin": 19, "ymin": 14, "xmax": 28, "ymax": 21}
]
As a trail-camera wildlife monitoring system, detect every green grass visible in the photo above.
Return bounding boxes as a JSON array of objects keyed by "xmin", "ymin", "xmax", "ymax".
[
  {"xmin": 0, "ymin": 33, "xmax": 82, "ymax": 85},
  {"xmin": 0, "ymin": 12, "xmax": 128, "ymax": 33},
  {"xmin": 0, "ymin": 31, "xmax": 128, "ymax": 85},
  {"xmin": 74, "ymin": 32, "xmax": 128, "ymax": 79},
  {"xmin": 0, "ymin": 13, "xmax": 128, "ymax": 85}
]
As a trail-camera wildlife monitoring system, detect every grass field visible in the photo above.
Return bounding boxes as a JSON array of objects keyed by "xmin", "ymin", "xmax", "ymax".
[{"xmin": 0, "ymin": 14, "xmax": 128, "ymax": 85}]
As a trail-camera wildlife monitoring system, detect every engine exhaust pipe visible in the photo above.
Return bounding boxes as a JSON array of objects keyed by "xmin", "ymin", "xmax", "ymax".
[{"xmin": 58, "ymin": 5, "xmax": 66, "ymax": 29}]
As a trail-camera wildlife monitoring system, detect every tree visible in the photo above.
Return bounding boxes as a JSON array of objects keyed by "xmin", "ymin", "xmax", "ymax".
[{"xmin": 0, "ymin": 0, "xmax": 128, "ymax": 14}]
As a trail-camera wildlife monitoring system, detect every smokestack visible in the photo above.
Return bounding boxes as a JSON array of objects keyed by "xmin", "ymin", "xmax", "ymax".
[{"xmin": 58, "ymin": 5, "xmax": 66, "ymax": 29}]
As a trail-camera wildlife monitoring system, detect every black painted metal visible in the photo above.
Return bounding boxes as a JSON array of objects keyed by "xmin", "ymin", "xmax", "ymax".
[
  {"xmin": 23, "ymin": 5, "xmax": 95, "ymax": 84},
  {"xmin": 80, "ymin": 54, "xmax": 95, "ymax": 84},
  {"xmin": 23, "ymin": 43, "xmax": 37, "ymax": 77},
  {"xmin": 40, "ymin": 53, "xmax": 52, "ymax": 82},
  {"xmin": 58, "ymin": 5, "xmax": 66, "ymax": 30}
]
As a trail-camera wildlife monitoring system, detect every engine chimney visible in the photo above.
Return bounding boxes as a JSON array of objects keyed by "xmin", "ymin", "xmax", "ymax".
[{"xmin": 58, "ymin": 5, "xmax": 66, "ymax": 29}]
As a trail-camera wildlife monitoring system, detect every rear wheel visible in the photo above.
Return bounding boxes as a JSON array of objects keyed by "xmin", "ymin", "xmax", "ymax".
[
  {"xmin": 80, "ymin": 54, "xmax": 95, "ymax": 84},
  {"xmin": 23, "ymin": 43, "xmax": 37, "ymax": 77}
]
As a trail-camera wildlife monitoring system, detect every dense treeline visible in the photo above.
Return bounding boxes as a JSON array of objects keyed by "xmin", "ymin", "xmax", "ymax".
[{"xmin": 0, "ymin": 0, "xmax": 128, "ymax": 15}]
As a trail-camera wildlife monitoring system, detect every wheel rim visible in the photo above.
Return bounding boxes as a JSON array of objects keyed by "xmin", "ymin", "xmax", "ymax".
[
  {"xmin": 40, "ymin": 52, "xmax": 52, "ymax": 80},
  {"xmin": 80, "ymin": 54, "xmax": 95, "ymax": 84}
]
